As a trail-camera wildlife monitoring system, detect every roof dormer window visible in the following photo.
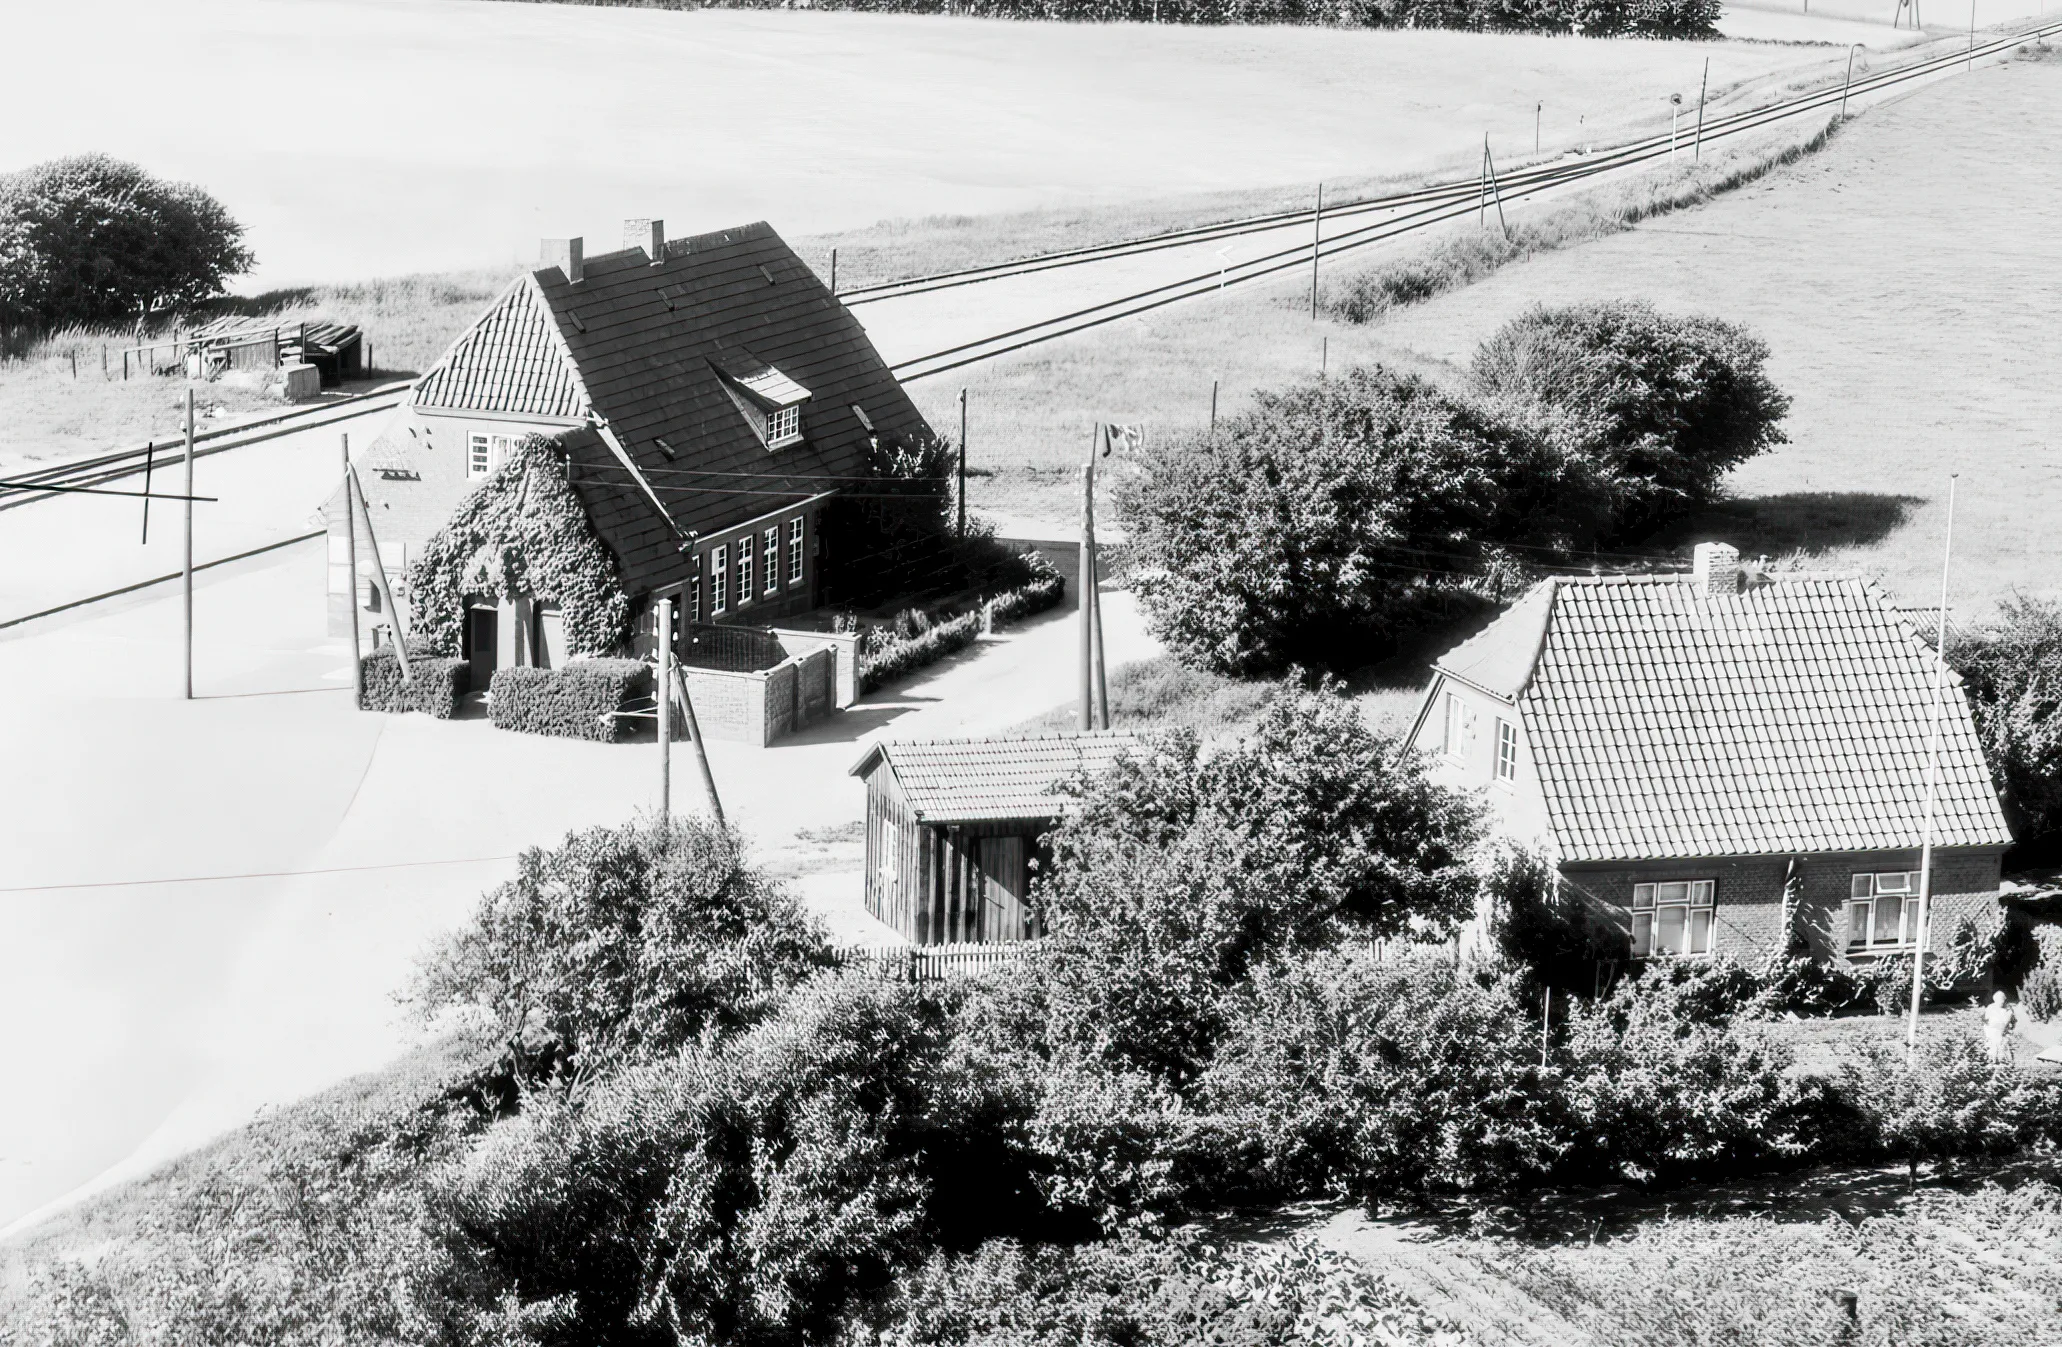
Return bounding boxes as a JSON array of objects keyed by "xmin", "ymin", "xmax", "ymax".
[{"xmin": 712, "ymin": 352, "xmax": 810, "ymax": 452}]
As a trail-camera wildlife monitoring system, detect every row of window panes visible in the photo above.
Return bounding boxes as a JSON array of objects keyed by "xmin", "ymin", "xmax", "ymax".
[
  {"xmin": 700, "ymin": 516, "xmax": 807, "ymax": 618},
  {"xmin": 1441, "ymin": 693, "xmax": 1517, "ymax": 783},
  {"xmin": 1629, "ymin": 872, "xmax": 1935, "ymax": 960},
  {"xmin": 468, "ymin": 433, "xmax": 519, "ymax": 478}
]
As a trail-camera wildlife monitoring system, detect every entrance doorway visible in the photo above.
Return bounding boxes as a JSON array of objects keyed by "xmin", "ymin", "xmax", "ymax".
[{"xmin": 466, "ymin": 606, "xmax": 498, "ymax": 693}]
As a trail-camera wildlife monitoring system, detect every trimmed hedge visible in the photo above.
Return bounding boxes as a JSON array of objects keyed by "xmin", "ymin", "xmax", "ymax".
[
  {"xmin": 358, "ymin": 647, "xmax": 468, "ymax": 717},
  {"xmin": 489, "ymin": 658, "xmax": 649, "ymax": 742},
  {"xmin": 856, "ymin": 564, "xmax": 1066, "ymax": 695}
]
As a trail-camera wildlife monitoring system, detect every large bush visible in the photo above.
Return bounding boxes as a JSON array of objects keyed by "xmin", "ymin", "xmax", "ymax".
[
  {"xmin": 1469, "ymin": 301, "xmax": 1791, "ymax": 540},
  {"xmin": 1117, "ymin": 365, "xmax": 1591, "ymax": 675},
  {"xmin": 488, "ymin": 657, "xmax": 648, "ymax": 742},
  {"xmin": 0, "ymin": 154, "xmax": 253, "ymax": 334},
  {"xmin": 1950, "ymin": 595, "xmax": 2062, "ymax": 853},
  {"xmin": 1034, "ymin": 684, "xmax": 1480, "ymax": 1085},
  {"xmin": 411, "ymin": 816, "xmax": 836, "ymax": 1079}
]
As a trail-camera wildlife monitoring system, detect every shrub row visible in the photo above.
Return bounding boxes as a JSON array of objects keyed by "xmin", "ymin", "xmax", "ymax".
[
  {"xmin": 357, "ymin": 647, "xmax": 468, "ymax": 717},
  {"xmin": 488, "ymin": 658, "xmax": 648, "ymax": 742},
  {"xmin": 546, "ymin": 0, "xmax": 1722, "ymax": 39},
  {"xmin": 856, "ymin": 559, "xmax": 1066, "ymax": 694}
]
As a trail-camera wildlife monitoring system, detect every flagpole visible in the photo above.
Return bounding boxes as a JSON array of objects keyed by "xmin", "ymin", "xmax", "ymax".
[
  {"xmin": 1906, "ymin": 474, "xmax": 1959, "ymax": 1063},
  {"xmin": 1079, "ymin": 426, "xmax": 1097, "ymax": 732}
]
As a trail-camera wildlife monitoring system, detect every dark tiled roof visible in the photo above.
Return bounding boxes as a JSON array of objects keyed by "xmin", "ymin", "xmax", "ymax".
[
  {"xmin": 850, "ymin": 732, "xmax": 1147, "ymax": 824},
  {"xmin": 415, "ymin": 222, "xmax": 933, "ymax": 594},
  {"xmin": 1434, "ymin": 572, "xmax": 2012, "ymax": 862}
]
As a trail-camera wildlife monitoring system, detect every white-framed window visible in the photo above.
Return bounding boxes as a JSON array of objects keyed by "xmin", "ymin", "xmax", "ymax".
[
  {"xmin": 737, "ymin": 534, "xmax": 755, "ymax": 606},
  {"xmin": 768, "ymin": 404, "xmax": 801, "ymax": 446},
  {"xmin": 1847, "ymin": 871, "xmax": 1927, "ymax": 952},
  {"xmin": 466, "ymin": 433, "xmax": 518, "ymax": 479},
  {"xmin": 711, "ymin": 545, "xmax": 728, "ymax": 615},
  {"xmin": 879, "ymin": 819, "xmax": 900, "ymax": 891},
  {"xmin": 1495, "ymin": 718, "xmax": 1517, "ymax": 783},
  {"xmin": 1442, "ymin": 693, "xmax": 1465, "ymax": 759},
  {"xmin": 689, "ymin": 575, "xmax": 702, "ymax": 624},
  {"xmin": 1632, "ymin": 880, "xmax": 1716, "ymax": 958},
  {"xmin": 787, "ymin": 517, "xmax": 805, "ymax": 586}
]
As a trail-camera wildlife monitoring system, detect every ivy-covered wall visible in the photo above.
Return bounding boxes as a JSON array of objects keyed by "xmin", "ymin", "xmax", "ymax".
[{"xmin": 406, "ymin": 436, "xmax": 634, "ymax": 659}]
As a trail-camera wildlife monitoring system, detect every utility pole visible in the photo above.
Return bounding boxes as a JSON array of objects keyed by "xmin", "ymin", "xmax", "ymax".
[
  {"xmin": 1535, "ymin": 102, "xmax": 1542, "ymax": 155},
  {"xmin": 657, "ymin": 589, "xmax": 673, "ymax": 817},
  {"xmin": 1968, "ymin": 0, "xmax": 1977, "ymax": 70},
  {"xmin": 140, "ymin": 440, "xmax": 154, "ymax": 544},
  {"xmin": 672, "ymin": 660, "xmax": 724, "ymax": 824},
  {"xmin": 829, "ymin": 247, "xmax": 838, "ymax": 296},
  {"xmin": 1078, "ymin": 429, "xmax": 1097, "ymax": 733},
  {"xmin": 183, "ymin": 389, "xmax": 194, "ymax": 700},
  {"xmin": 343, "ymin": 434, "xmax": 362, "ymax": 709},
  {"xmin": 957, "ymin": 387, "xmax": 968, "ymax": 541},
  {"xmin": 1310, "ymin": 183, "xmax": 1323, "ymax": 320},
  {"xmin": 1209, "ymin": 379, "xmax": 1218, "ymax": 436},
  {"xmin": 1483, "ymin": 136, "xmax": 1508, "ymax": 235},
  {"xmin": 347, "ymin": 464, "xmax": 412, "ymax": 679},
  {"xmin": 1842, "ymin": 44, "xmax": 1863, "ymax": 118},
  {"xmin": 1907, "ymin": 475, "xmax": 1959, "ymax": 1062},
  {"xmin": 1694, "ymin": 58, "xmax": 1710, "ymax": 163}
]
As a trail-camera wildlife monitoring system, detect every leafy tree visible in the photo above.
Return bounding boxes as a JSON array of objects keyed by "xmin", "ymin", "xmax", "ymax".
[
  {"xmin": 1949, "ymin": 595, "xmax": 2062, "ymax": 852},
  {"xmin": 409, "ymin": 816, "xmax": 837, "ymax": 1081},
  {"xmin": 1033, "ymin": 685, "xmax": 1479, "ymax": 1084},
  {"xmin": 1115, "ymin": 365, "xmax": 1594, "ymax": 676},
  {"xmin": 0, "ymin": 154, "xmax": 253, "ymax": 332},
  {"xmin": 1469, "ymin": 301, "xmax": 1790, "ymax": 540},
  {"xmin": 1839, "ymin": 1038, "xmax": 2059, "ymax": 1185}
]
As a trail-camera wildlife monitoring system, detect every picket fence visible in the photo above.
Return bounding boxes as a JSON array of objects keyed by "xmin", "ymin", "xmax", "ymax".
[{"xmin": 836, "ymin": 941, "xmax": 1035, "ymax": 982}]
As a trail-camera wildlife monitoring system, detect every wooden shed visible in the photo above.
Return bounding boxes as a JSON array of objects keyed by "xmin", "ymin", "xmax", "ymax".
[{"xmin": 850, "ymin": 731, "xmax": 1144, "ymax": 946}]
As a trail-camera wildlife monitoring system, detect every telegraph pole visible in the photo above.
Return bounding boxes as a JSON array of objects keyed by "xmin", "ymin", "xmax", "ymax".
[
  {"xmin": 182, "ymin": 389, "xmax": 195, "ymax": 700},
  {"xmin": 1906, "ymin": 475, "xmax": 1959, "ymax": 1062},
  {"xmin": 657, "ymin": 589, "xmax": 673, "ymax": 817},
  {"xmin": 1694, "ymin": 58, "xmax": 1710, "ymax": 163},
  {"xmin": 343, "ymin": 434, "xmax": 362, "ymax": 709},
  {"xmin": 1079, "ymin": 430, "xmax": 1097, "ymax": 733},
  {"xmin": 1310, "ymin": 183, "xmax": 1323, "ymax": 319},
  {"xmin": 1841, "ymin": 44, "xmax": 1863, "ymax": 119},
  {"xmin": 957, "ymin": 387, "xmax": 968, "ymax": 541}
]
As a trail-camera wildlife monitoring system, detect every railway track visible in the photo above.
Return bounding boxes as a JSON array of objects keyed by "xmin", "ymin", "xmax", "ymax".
[
  {"xmin": 0, "ymin": 383, "xmax": 409, "ymax": 513},
  {"xmin": 879, "ymin": 17, "xmax": 2062, "ymax": 381}
]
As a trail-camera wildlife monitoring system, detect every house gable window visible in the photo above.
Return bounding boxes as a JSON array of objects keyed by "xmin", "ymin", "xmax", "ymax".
[
  {"xmin": 1442, "ymin": 693, "xmax": 1469, "ymax": 760},
  {"xmin": 737, "ymin": 534, "xmax": 755, "ymax": 606},
  {"xmin": 467, "ymin": 433, "xmax": 518, "ymax": 479},
  {"xmin": 763, "ymin": 527, "xmax": 780, "ymax": 597},
  {"xmin": 1847, "ymin": 871, "xmax": 1926, "ymax": 952},
  {"xmin": 1632, "ymin": 879, "xmax": 1715, "ymax": 958},
  {"xmin": 1495, "ymin": 718, "xmax": 1517, "ymax": 783},
  {"xmin": 787, "ymin": 517, "xmax": 805, "ymax": 587},
  {"xmin": 711, "ymin": 545, "xmax": 728, "ymax": 615}
]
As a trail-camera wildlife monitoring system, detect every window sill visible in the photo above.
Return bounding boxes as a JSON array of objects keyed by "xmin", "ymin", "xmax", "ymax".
[{"xmin": 766, "ymin": 433, "xmax": 805, "ymax": 452}]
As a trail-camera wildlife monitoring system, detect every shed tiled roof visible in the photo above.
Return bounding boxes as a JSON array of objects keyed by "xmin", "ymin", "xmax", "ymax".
[
  {"xmin": 850, "ymin": 732, "xmax": 1147, "ymax": 824},
  {"xmin": 412, "ymin": 222, "xmax": 933, "ymax": 594},
  {"xmin": 1434, "ymin": 572, "xmax": 2011, "ymax": 862}
]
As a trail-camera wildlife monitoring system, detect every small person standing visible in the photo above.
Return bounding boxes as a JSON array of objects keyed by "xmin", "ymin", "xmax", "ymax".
[{"xmin": 1984, "ymin": 990, "xmax": 2020, "ymax": 1065}]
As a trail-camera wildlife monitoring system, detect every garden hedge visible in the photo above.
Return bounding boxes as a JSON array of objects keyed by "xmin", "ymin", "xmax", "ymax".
[
  {"xmin": 856, "ymin": 564, "xmax": 1066, "ymax": 695},
  {"xmin": 358, "ymin": 647, "xmax": 468, "ymax": 717},
  {"xmin": 489, "ymin": 658, "xmax": 649, "ymax": 742}
]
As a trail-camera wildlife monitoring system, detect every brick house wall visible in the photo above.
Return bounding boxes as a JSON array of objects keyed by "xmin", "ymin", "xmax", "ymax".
[{"xmin": 1560, "ymin": 845, "xmax": 2006, "ymax": 966}]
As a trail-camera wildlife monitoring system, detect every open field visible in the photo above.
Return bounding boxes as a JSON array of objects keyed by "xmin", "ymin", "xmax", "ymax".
[
  {"xmin": 1351, "ymin": 55, "xmax": 2062, "ymax": 622},
  {"xmin": 8, "ymin": 1, "xmax": 1885, "ymax": 288}
]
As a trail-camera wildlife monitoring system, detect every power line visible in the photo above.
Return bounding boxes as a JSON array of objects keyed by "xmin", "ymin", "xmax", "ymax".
[{"xmin": 0, "ymin": 853, "xmax": 520, "ymax": 895}]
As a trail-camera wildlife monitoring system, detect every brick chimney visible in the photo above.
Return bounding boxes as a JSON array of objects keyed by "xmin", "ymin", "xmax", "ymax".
[
  {"xmin": 624, "ymin": 218, "xmax": 665, "ymax": 263},
  {"xmin": 540, "ymin": 237, "xmax": 584, "ymax": 284},
  {"xmin": 1693, "ymin": 542, "xmax": 1741, "ymax": 596}
]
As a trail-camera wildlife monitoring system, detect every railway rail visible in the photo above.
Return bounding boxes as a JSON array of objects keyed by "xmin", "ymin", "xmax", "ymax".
[{"xmin": 880, "ymin": 17, "xmax": 2062, "ymax": 381}]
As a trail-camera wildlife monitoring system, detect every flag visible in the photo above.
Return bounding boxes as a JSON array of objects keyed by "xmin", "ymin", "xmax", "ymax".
[{"xmin": 1102, "ymin": 424, "xmax": 1144, "ymax": 456}]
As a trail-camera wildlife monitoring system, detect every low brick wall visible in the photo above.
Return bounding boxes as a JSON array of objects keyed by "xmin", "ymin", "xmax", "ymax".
[
  {"xmin": 677, "ymin": 635, "xmax": 841, "ymax": 746},
  {"xmin": 770, "ymin": 627, "xmax": 859, "ymax": 708}
]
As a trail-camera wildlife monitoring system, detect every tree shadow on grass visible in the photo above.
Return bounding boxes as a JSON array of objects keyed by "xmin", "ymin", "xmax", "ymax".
[{"xmin": 1647, "ymin": 491, "xmax": 1923, "ymax": 561}]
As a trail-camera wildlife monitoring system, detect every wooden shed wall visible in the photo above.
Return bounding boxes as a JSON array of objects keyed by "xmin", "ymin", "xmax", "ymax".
[{"xmin": 859, "ymin": 763, "xmax": 1050, "ymax": 946}]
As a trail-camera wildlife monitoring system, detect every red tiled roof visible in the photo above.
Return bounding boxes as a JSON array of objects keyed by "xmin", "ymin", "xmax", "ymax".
[
  {"xmin": 1434, "ymin": 573, "xmax": 2012, "ymax": 862},
  {"xmin": 850, "ymin": 732, "xmax": 1147, "ymax": 824}
]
